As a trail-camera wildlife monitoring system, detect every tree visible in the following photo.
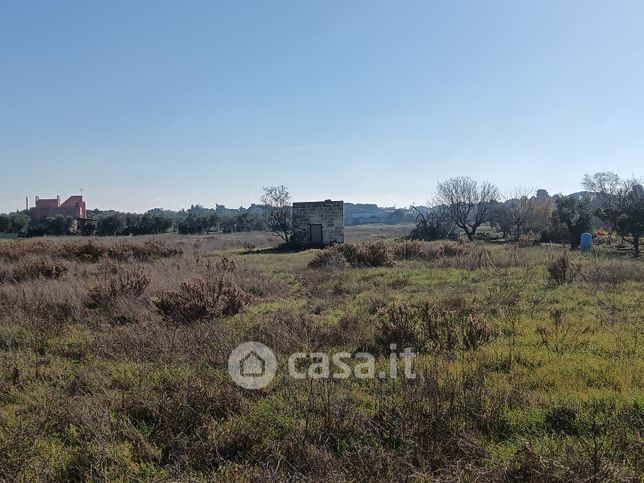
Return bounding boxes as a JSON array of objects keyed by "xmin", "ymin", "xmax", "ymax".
[
  {"xmin": 96, "ymin": 213, "xmax": 127, "ymax": 236},
  {"xmin": 135, "ymin": 213, "xmax": 175, "ymax": 235},
  {"xmin": 528, "ymin": 197, "xmax": 555, "ymax": 234},
  {"xmin": 261, "ymin": 185, "xmax": 292, "ymax": 243},
  {"xmin": 552, "ymin": 195, "xmax": 592, "ymax": 249},
  {"xmin": 583, "ymin": 171, "xmax": 621, "ymax": 237},
  {"xmin": 434, "ymin": 177, "xmax": 499, "ymax": 241},
  {"xmin": 1, "ymin": 213, "xmax": 30, "ymax": 233},
  {"xmin": 26, "ymin": 215, "xmax": 76, "ymax": 236},
  {"xmin": 613, "ymin": 178, "xmax": 644, "ymax": 257},
  {"xmin": 506, "ymin": 188, "xmax": 539, "ymax": 239},
  {"xmin": 0, "ymin": 215, "xmax": 10, "ymax": 233},
  {"xmin": 177, "ymin": 213, "xmax": 212, "ymax": 234},
  {"xmin": 489, "ymin": 202, "xmax": 513, "ymax": 238},
  {"xmin": 490, "ymin": 188, "xmax": 541, "ymax": 239},
  {"xmin": 46, "ymin": 215, "xmax": 76, "ymax": 235},
  {"xmin": 410, "ymin": 205, "xmax": 456, "ymax": 241}
]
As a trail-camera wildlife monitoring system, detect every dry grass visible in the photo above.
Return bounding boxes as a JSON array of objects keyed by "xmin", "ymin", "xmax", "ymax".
[{"xmin": 0, "ymin": 232, "xmax": 642, "ymax": 481}]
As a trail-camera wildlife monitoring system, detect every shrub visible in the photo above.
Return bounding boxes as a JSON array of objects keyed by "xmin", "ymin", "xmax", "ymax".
[
  {"xmin": 462, "ymin": 313, "xmax": 496, "ymax": 351},
  {"xmin": 546, "ymin": 251, "xmax": 578, "ymax": 284},
  {"xmin": 375, "ymin": 302, "xmax": 422, "ymax": 350},
  {"xmin": 59, "ymin": 240, "xmax": 182, "ymax": 263},
  {"xmin": 518, "ymin": 231, "xmax": 539, "ymax": 247},
  {"xmin": 308, "ymin": 242, "xmax": 392, "ymax": 269},
  {"xmin": 105, "ymin": 240, "xmax": 182, "ymax": 262},
  {"xmin": 65, "ymin": 241, "xmax": 105, "ymax": 262},
  {"xmin": 308, "ymin": 247, "xmax": 347, "ymax": 269},
  {"xmin": 153, "ymin": 272, "xmax": 250, "ymax": 323},
  {"xmin": 545, "ymin": 405, "xmax": 577, "ymax": 435},
  {"xmin": 88, "ymin": 265, "xmax": 150, "ymax": 308},
  {"xmin": 359, "ymin": 241, "xmax": 391, "ymax": 267},
  {"xmin": 392, "ymin": 240, "xmax": 424, "ymax": 260},
  {"xmin": 5, "ymin": 259, "xmax": 69, "ymax": 282},
  {"xmin": 242, "ymin": 241, "xmax": 257, "ymax": 253},
  {"xmin": 424, "ymin": 241, "xmax": 468, "ymax": 260},
  {"xmin": 535, "ymin": 308, "xmax": 588, "ymax": 356},
  {"xmin": 375, "ymin": 301, "xmax": 494, "ymax": 355},
  {"xmin": 337, "ymin": 242, "xmax": 392, "ymax": 268}
]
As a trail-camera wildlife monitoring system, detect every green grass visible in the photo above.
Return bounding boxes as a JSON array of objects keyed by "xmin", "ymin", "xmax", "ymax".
[{"xmin": 0, "ymin": 235, "xmax": 642, "ymax": 480}]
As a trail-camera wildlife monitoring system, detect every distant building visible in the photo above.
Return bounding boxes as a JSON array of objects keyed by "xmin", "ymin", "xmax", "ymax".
[
  {"xmin": 30, "ymin": 195, "xmax": 88, "ymax": 231},
  {"xmin": 292, "ymin": 200, "xmax": 344, "ymax": 246}
]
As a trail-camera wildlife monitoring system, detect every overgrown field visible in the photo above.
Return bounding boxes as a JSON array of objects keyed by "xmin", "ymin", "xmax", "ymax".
[{"xmin": 0, "ymin": 230, "xmax": 642, "ymax": 481}]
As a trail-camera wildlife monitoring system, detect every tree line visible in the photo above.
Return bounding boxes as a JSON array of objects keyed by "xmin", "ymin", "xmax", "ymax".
[
  {"xmin": 409, "ymin": 172, "xmax": 642, "ymax": 256},
  {"xmin": 0, "ymin": 205, "xmax": 268, "ymax": 237},
  {"xmin": 1, "ymin": 175, "xmax": 641, "ymax": 255}
]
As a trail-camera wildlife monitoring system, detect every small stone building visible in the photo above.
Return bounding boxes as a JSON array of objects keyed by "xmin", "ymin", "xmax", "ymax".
[{"xmin": 292, "ymin": 200, "xmax": 344, "ymax": 246}]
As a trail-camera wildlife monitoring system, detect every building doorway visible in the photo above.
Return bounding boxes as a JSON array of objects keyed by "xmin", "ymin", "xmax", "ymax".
[{"xmin": 310, "ymin": 224, "xmax": 322, "ymax": 244}]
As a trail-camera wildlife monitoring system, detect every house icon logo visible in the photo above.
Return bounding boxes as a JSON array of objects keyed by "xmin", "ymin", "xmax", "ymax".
[
  {"xmin": 228, "ymin": 342, "xmax": 277, "ymax": 389},
  {"xmin": 240, "ymin": 350, "xmax": 265, "ymax": 376}
]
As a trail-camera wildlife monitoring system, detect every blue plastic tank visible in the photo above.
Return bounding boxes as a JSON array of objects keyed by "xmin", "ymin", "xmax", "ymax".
[{"xmin": 580, "ymin": 232, "xmax": 592, "ymax": 250}]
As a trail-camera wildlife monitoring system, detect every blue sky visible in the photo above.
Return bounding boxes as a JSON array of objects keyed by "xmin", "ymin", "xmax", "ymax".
[{"xmin": 1, "ymin": 0, "xmax": 642, "ymax": 212}]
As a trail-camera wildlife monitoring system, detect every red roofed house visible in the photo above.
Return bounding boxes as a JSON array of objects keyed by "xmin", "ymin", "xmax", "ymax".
[{"xmin": 30, "ymin": 195, "xmax": 88, "ymax": 232}]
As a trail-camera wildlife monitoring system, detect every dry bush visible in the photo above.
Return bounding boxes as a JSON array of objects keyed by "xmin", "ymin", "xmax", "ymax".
[
  {"xmin": 242, "ymin": 241, "xmax": 257, "ymax": 252},
  {"xmin": 422, "ymin": 241, "xmax": 469, "ymax": 262},
  {"xmin": 434, "ymin": 241, "xmax": 467, "ymax": 258},
  {"xmin": 518, "ymin": 231, "xmax": 540, "ymax": 247},
  {"xmin": 0, "ymin": 240, "xmax": 59, "ymax": 261},
  {"xmin": 153, "ymin": 259, "xmax": 250, "ymax": 323},
  {"xmin": 64, "ymin": 240, "xmax": 106, "ymax": 262},
  {"xmin": 0, "ymin": 238, "xmax": 181, "ymax": 264},
  {"xmin": 356, "ymin": 241, "xmax": 392, "ymax": 267},
  {"xmin": 1, "ymin": 258, "xmax": 69, "ymax": 282},
  {"xmin": 337, "ymin": 242, "xmax": 392, "ymax": 267},
  {"xmin": 392, "ymin": 240, "xmax": 424, "ymax": 260},
  {"xmin": 535, "ymin": 308, "xmax": 589, "ymax": 356},
  {"xmin": 375, "ymin": 301, "xmax": 495, "ymax": 355},
  {"xmin": 375, "ymin": 301, "xmax": 422, "ymax": 350},
  {"xmin": 308, "ymin": 242, "xmax": 392, "ymax": 269},
  {"xmin": 308, "ymin": 247, "xmax": 347, "ymax": 270},
  {"xmin": 546, "ymin": 251, "xmax": 578, "ymax": 284},
  {"xmin": 88, "ymin": 264, "xmax": 150, "ymax": 308},
  {"xmin": 105, "ymin": 239, "xmax": 182, "ymax": 262},
  {"xmin": 64, "ymin": 239, "xmax": 181, "ymax": 262}
]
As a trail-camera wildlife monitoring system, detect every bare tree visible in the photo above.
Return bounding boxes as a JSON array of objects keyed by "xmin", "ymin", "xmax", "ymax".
[
  {"xmin": 529, "ymin": 196, "xmax": 555, "ymax": 234},
  {"xmin": 582, "ymin": 171, "xmax": 621, "ymax": 238},
  {"xmin": 489, "ymin": 202, "xmax": 513, "ymax": 238},
  {"xmin": 505, "ymin": 187, "xmax": 538, "ymax": 239},
  {"xmin": 410, "ymin": 205, "xmax": 456, "ymax": 241},
  {"xmin": 434, "ymin": 177, "xmax": 499, "ymax": 240},
  {"xmin": 261, "ymin": 185, "xmax": 292, "ymax": 243}
]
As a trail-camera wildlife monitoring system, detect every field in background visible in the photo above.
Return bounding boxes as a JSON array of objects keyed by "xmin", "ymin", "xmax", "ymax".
[{"xmin": 0, "ymin": 228, "xmax": 642, "ymax": 481}]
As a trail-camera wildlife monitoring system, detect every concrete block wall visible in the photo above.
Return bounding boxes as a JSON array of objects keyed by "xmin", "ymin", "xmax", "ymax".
[{"xmin": 292, "ymin": 200, "xmax": 344, "ymax": 246}]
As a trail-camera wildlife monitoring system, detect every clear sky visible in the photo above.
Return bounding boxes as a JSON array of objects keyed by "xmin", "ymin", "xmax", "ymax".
[{"xmin": 1, "ymin": 0, "xmax": 642, "ymax": 213}]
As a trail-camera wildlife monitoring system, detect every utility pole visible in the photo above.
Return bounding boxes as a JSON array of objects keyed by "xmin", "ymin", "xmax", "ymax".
[{"xmin": 25, "ymin": 196, "xmax": 28, "ymax": 211}]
